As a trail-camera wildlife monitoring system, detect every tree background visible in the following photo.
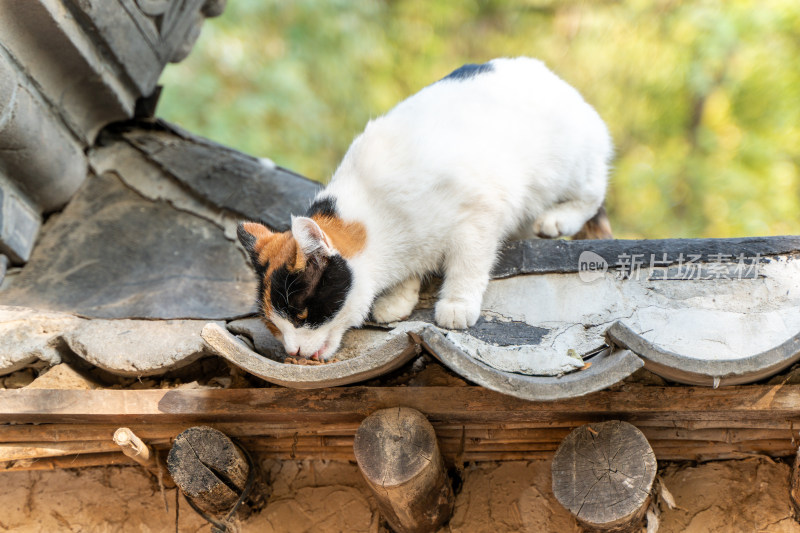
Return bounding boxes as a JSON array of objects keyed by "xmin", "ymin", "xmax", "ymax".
[{"xmin": 158, "ymin": 0, "xmax": 800, "ymax": 239}]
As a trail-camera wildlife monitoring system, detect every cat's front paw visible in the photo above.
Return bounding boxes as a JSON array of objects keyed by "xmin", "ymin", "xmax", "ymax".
[{"xmin": 435, "ymin": 299, "xmax": 480, "ymax": 330}]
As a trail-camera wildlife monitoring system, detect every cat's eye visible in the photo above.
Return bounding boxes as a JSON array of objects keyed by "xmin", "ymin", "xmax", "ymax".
[{"xmin": 297, "ymin": 308, "xmax": 308, "ymax": 320}]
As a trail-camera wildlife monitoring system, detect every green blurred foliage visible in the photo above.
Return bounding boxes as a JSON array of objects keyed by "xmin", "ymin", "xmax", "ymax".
[{"xmin": 159, "ymin": 0, "xmax": 800, "ymax": 238}]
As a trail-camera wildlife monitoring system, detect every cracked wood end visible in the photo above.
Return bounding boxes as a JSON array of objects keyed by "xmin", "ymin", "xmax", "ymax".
[
  {"xmin": 353, "ymin": 407, "xmax": 454, "ymax": 533},
  {"xmin": 551, "ymin": 420, "xmax": 657, "ymax": 532},
  {"xmin": 166, "ymin": 426, "xmax": 250, "ymax": 515}
]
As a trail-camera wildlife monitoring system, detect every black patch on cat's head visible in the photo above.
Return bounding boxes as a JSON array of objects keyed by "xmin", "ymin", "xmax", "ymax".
[
  {"xmin": 306, "ymin": 197, "xmax": 338, "ymax": 218},
  {"xmin": 442, "ymin": 62, "xmax": 494, "ymax": 82},
  {"xmin": 269, "ymin": 254, "xmax": 352, "ymax": 328}
]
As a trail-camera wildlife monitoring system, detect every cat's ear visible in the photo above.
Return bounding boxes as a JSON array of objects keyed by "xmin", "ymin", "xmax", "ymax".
[
  {"xmin": 292, "ymin": 216, "xmax": 333, "ymax": 257},
  {"xmin": 237, "ymin": 221, "xmax": 273, "ymax": 272}
]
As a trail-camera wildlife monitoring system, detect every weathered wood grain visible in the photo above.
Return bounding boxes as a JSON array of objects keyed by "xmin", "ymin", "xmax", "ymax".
[
  {"xmin": 2, "ymin": 419, "xmax": 797, "ymax": 443},
  {"xmin": 1, "ymin": 452, "xmax": 135, "ymax": 472},
  {"xmin": 1, "ymin": 385, "xmax": 799, "ymax": 464},
  {"xmin": 354, "ymin": 407, "xmax": 454, "ymax": 533},
  {"xmin": 0, "ymin": 440, "xmax": 120, "ymax": 461},
  {"xmin": 4, "ymin": 385, "xmax": 800, "ymax": 424},
  {"xmin": 552, "ymin": 421, "xmax": 656, "ymax": 532},
  {"xmin": 167, "ymin": 426, "xmax": 250, "ymax": 516}
]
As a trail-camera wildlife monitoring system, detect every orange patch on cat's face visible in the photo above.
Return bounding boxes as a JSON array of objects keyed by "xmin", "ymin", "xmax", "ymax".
[
  {"xmin": 311, "ymin": 215, "xmax": 366, "ymax": 259},
  {"xmin": 241, "ymin": 224, "xmax": 306, "ymax": 323},
  {"xmin": 241, "ymin": 216, "xmax": 364, "ymax": 334},
  {"xmin": 258, "ymin": 231, "xmax": 306, "ymax": 273}
]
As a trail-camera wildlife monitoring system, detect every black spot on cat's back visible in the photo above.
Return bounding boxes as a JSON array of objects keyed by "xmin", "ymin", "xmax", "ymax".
[
  {"xmin": 442, "ymin": 62, "xmax": 494, "ymax": 82},
  {"xmin": 306, "ymin": 197, "xmax": 338, "ymax": 218},
  {"xmin": 269, "ymin": 255, "xmax": 352, "ymax": 328}
]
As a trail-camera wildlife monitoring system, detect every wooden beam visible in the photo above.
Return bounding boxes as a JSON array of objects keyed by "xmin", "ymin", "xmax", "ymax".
[
  {"xmin": 1, "ymin": 434, "xmax": 791, "ymax": 465},
  {"xmin": 1, "ymin": 420, "xmax": 796, "ymax": 444},
  {"xmin": 2, "ymin": 385, "xmax": 800, "ymax": 424},
  {"xmin": 0, "ymin": 385, "xmax": 798, "ymax": 465}
]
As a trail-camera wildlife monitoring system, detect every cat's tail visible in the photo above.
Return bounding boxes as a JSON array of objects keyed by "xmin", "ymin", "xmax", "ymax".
[{"xmin": 573, "ymin": 204, "xmax": 613, "ymax": 240}]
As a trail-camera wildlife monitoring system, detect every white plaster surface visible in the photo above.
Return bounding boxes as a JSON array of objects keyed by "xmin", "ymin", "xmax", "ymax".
[{"xmin": 474, "ymin": 256, "xmax": 800, "ymax": 374}]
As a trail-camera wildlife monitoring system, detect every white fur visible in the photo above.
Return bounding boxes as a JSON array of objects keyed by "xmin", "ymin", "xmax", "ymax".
[{"xmin": 280, "ymin": 57, "xmax": 612, "ymax": 359}]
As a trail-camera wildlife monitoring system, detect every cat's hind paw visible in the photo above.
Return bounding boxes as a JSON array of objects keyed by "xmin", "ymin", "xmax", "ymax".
[
  {"xmin": 371, "ymin": 278, "xmax": 421, "ymax": 323},
  {"xmin": 533, "ymin": 206, "xmax": 595, "ymax": 239},
  {"xmin": 372, "ymin": 292, "xmax": 417, "ymax": 324},
  {"xmin": 532, "ymin": 214, "xmax": 567, "ymax": 239},
  {"xmin": 435, "ymin": 299, "xmax": 480, "ymax": 330}
]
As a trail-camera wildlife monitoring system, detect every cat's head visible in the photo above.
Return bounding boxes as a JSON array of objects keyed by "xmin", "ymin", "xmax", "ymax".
[{"xmin": 237, "ymin": 214, "xmax": 366, "ymax": 360}]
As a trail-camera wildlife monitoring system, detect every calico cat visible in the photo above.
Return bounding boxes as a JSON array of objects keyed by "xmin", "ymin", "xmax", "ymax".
[{"xmin": 238, "ymin": 57, "xmax": 613, "ymax": 360}]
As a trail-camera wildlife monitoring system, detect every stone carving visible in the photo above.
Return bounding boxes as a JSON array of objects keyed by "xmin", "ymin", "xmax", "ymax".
[{"xmin": 133, "ymin": 0, "xmax": 226, "ymax": 62}]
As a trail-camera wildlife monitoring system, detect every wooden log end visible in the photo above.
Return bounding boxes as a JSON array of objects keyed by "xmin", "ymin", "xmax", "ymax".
[
  {"xmin": 552, "ymin": 420, "xmax": 657, "ymax": 532},
  {"xmin": 167, "ymin": 426, "xmax": 250, "ymax": 516},
  {"xmin": 354, "ymin": 407, "xmax": 454, "ymax": 533}
]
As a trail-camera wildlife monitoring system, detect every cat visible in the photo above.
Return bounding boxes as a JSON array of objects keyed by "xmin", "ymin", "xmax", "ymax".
[{"xmin": 238, "ymin": 57, "xmax": 613, "ymax": 360}]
